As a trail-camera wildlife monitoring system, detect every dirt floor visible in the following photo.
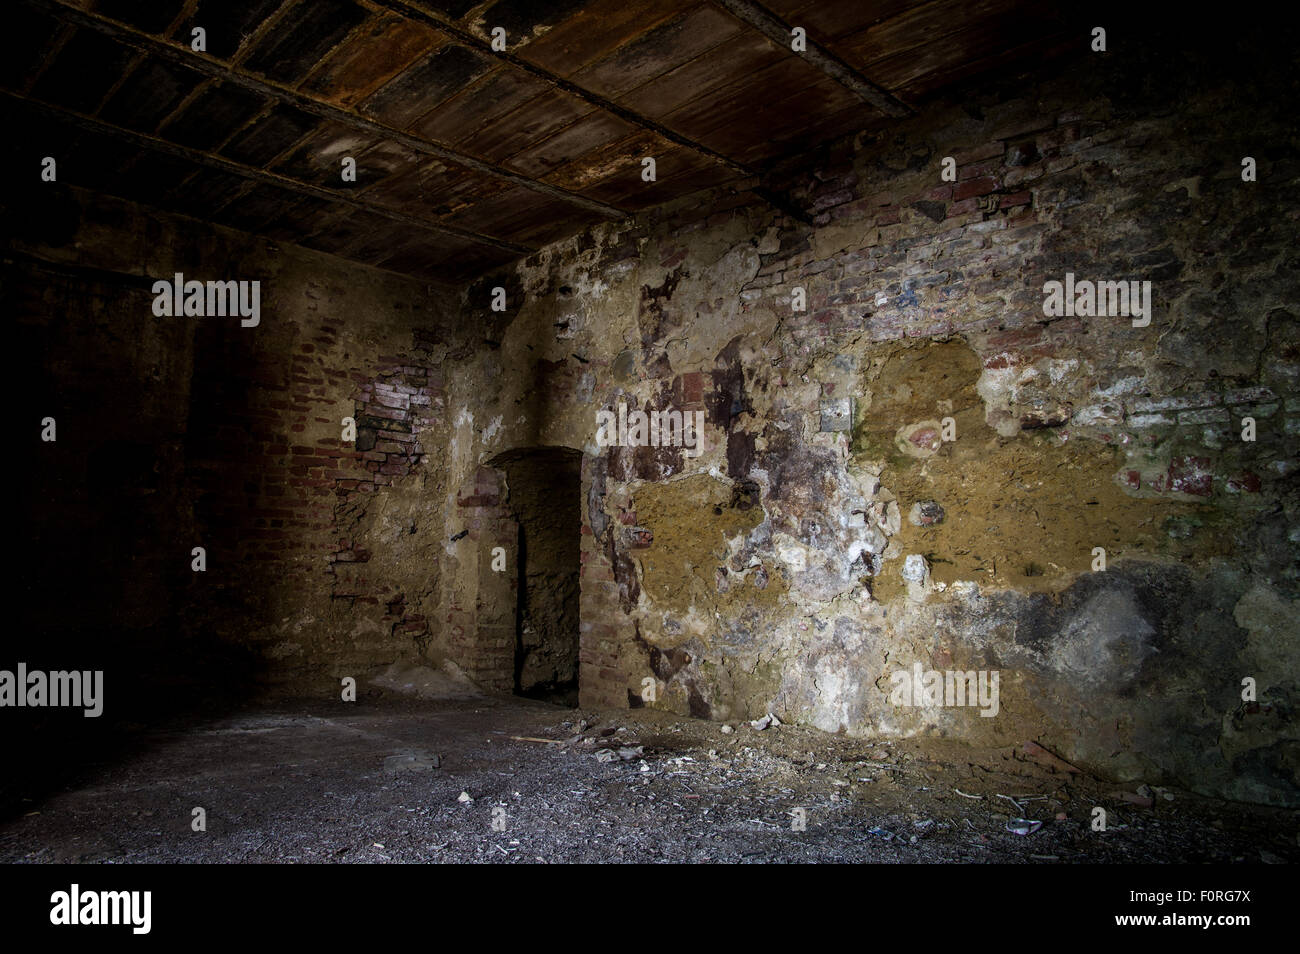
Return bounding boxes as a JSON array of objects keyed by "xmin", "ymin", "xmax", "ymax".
[{"xmin": 1, "ymin": 694, "xmax": 1295, "ymax": 864}]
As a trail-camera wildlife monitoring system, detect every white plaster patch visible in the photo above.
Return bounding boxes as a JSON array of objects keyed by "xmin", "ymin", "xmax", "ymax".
[
  {"xmin": 1096, "ymin": 375, "xmax": 1145, "ymax": 398},
  {"xmin": 807, "ymin": 664, "xmax": 856, "ymax": 733},
  {"xmin": 774, "ymin": 533, "xmax": 810, "ymax": 572},
  {"xmin": 1048, "ymin": 358, "xmax": 1080, "ymax": 385}
]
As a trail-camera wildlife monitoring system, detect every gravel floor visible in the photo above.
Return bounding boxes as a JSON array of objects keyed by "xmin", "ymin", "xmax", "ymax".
[{"xmin": 2, "ymin": 695, "xmax": 1295, "ymax": 864}]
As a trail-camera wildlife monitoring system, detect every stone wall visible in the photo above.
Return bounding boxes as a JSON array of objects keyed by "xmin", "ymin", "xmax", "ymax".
[{"xmin": 443, "ymin": 34, "xmax": 1298, "ymax": 805}]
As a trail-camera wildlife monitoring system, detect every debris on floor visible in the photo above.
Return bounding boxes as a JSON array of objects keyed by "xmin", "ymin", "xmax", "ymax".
[
  {"xmin": 383, "ymin": 750, "xmax": 441, "ymax": 774},
  {"xmin": 2, "ymin": 697, "xmax": 1295, "ymax": 864}
]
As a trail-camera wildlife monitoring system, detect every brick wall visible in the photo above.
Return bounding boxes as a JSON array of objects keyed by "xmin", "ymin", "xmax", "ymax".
[{"xmin": 14, "ymin": 186, "xmax": 464, "ymax": 693}]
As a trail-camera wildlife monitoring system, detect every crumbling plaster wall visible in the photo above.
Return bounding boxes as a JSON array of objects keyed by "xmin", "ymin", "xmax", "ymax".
[{"xmin": 444, "ymin": 44, "xmax": 1298, "ymax": 805}]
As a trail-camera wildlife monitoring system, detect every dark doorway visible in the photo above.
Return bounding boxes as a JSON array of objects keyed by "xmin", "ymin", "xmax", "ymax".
[{"xmin": 491, "ymin": 447, "xmax": 582, "ymax": 706}]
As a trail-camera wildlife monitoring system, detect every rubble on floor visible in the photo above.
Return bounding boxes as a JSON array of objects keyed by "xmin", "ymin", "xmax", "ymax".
[{"xmin": 2, "ymin": 698, "xmax": 1293, "ymax": 864}]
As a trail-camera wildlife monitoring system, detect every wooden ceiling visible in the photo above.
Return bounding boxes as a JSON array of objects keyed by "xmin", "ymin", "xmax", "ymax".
[{"xmin": 5, "ymin": 0, "xmax": 1080, "ymax": 284}]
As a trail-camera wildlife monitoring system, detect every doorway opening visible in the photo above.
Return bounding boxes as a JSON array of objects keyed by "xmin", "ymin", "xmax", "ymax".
[{"xmin": 490, "ymin": 447, "xmax": 582, "ymax": 707}]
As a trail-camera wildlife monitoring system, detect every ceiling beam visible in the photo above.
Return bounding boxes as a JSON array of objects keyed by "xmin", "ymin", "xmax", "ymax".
[
  {"xmin": 28, "ymin": 0, "xmax": 627, "ymax": 221},
  {"xmin": 713, "ymin": 0, "xmax": 913, "ymax": 118},
  {"xmin": 4, "ymin": 91, "xmax": 536, "ymax": 256},
  {"xmin": 4, "ymin": 246, "xmax": 161, "ymax": 292}
]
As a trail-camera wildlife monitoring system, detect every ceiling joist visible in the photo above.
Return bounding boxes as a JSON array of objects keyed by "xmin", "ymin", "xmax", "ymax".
[
  {"xmin": 29, "ymin": 0, "xmax": 628, "ymax": 221},
  {"xmin": 5, "ymin": 90, "xmax": 536, "ymax": 256}
]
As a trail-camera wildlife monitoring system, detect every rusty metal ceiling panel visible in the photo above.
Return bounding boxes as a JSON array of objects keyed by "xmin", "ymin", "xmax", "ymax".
[
  {"xmin": 362, "ymin": 160, "xmax": 508, "ymax": 219},
  {"xmin": 164, "ymin": 167, "xmax": 251, "ymax": 217},
  {"xmin": 350, "ymin": 137, "xmax": 421, "ymax": 178},
  {"xmin": 505, "ymin": 111, "xmax": 638, "ymax": 178},
  {"xmin": 211, "ymin": 181, "xmax": 306, "ymax": 232},
  {"xmin": 1, "ymin": 7, "xmax": 62, "ymax": 91},
  {"xmin": 92, "ymin": 0, "xmax": 187, "ymax": 34},
  {"xmin": 616, "ymin": 30, "xmax": 782, "ymax": 120},
  {"xmin": 30, "ymin": 27, "xmax": 133, "ymax": 113},
  {"xmin": 573, "ymin": 142, "xmax": 733, "ymax": 208},
  {"xmin": 687, "ymin": 73, "xmax": 866, "ymax": 161},
  {"xmin": 381, "ymin": 231, "xmax": 476, "ymax": 270},
  {"xmin": 218, "ymin": 103, "xmax": 317, "ymax": 167},
  {"xmin": 298, "ymin": 207, "xmax": 399, "ymax": 255},
  {"xmin": 661, "ymin": 55, "xmax": 830, "ymax": 142},
  {"xmin": 270, "ymin": 121, "xmax": 381, "ymax": 182},
  {"xmin": 456, "ymin": 87, "xmax": 594, "ymax": 163},
  {"xmin": 542, "ymin": 128, "xmax": 664, "ymax": 192},
  {"xmin": 357, "ymin": 164, "xmax": 447, "ymax": 217},
  {"xmin": 713, "ymin": 0, "xmax": 910, "ymax": 116},
  {"xmin": 760, "ymin": 0, "xmax": 916, "ymax": 41},
  {"xmin": 406, "ymin": 0, "xmax": 482, "ymax": 23},
  {"xmin": 114, "ymin": 149, "xmax": 198, "ymax": 197},
  {"xmin": 422, "ymin": 162, "xmax": 518, "ymax": 210},
  {"xmin": 896, "ymin": 30, "xmax": 1078, "ymax": 101},
  {"xmin": 509, "ymin": 0, "xmax": 694, "ymax": 74},
  {"xmin": 12, "ymin": 0, "xmax": 1091, "ymax": 284},
  {"xmin": 257, "ymin": 193, "xmax": 340, "ymax": 242},
  {"xmin": 503, "ymin": 207, "xmax": 608, "ymax": 247},
  {"xmin": 176, "ymin": 0, "xmax": 288, "ymax": 61},
  {"xmin": 159, "ymin": 82, "xmax": 269, "ymax": 151},
  {"xmin": 359, "ymin": 43, "xmax": 494, "ymax": 128},
  {"xmin": 339, "ymin": 220, "xmax": 424, "ymax": 263},
  {"xmin": 242, "ymin": 0, "xmax": 370, "ymax": 85},
  {"xmin": 98, "ymin": 58, "xmax": 204, "ymax": 133},
  {"xmin": 734, "ymin": 100, "xmax": 871, "ymax": 167},
  {"xmin": 448, "ymin": 194, "xmax": 604, "ymax": 248},
  {"xmin": 260, "ymin": 195, "xmax": 348, "ymax": 242},
  {"xmin": 300, "ymin": 13, "xmax": 444, "ymax": 106},
  {"xmin": 410, "ymin": 67, "xmax": 550, "ymax": 145},
  {"xmin": 570, "ymin": 5, "xmax": 744, "ymax": 99},
  {"xmin": 867, "ymin": 17, "xmax": 1046, "ymax": 95},
  {"xmin": 844, "ymin": 0, "xmax": 1028, "ymax": 72},
  {"xmin": 440, "ymin": 183, "xmax": 547, "ymax": 234},
  {"xmin": 470, "ymin": 0, "xmax": 590, "ymax": 38}
]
